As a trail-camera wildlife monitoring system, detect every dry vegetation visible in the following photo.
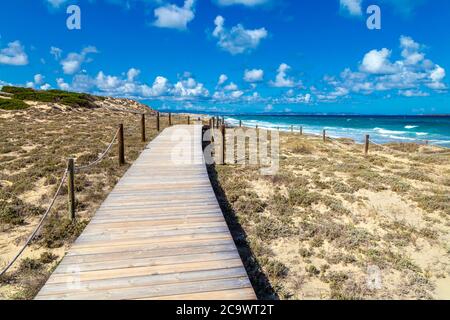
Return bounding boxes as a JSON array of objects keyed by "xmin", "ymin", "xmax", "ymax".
[
  {"xmin": 211, "ymin": 129, "xmax": 450, "ymax": 300},
  {"xmin": 0, "ymin": 96, "xmax": 187, "ymax": 299}
]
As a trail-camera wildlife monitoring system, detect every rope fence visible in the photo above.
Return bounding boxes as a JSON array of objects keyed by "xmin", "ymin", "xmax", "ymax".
[
  {"xmin": 1, "ymin": 114, "xmax": 447, "ymax": 276},
  {"xmin": 0, "ymin": 169, "xmax": 68, "ymax": 277},
  {"xmin": 0, "ymin": 111, "xmax": 188, "ymax": 276},
  {"xmin": 221, "ymin": 121, "xmax": 450, "ymax": 160},
  {"xmin": 75, "ymin": 128, "xmax": 120, "ymax": 172}
]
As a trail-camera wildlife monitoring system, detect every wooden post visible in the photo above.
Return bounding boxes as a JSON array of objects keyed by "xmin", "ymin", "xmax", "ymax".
[
  {"xmin": 300, "ymin": 126, "xmax": 303, "ymax": 135},
  {"xmin": 156, "ymin": 112, "xmax": 160, "ymax": 131},
  {"xmin": 256, "ymin": 124, "xmax": 258, "ymax": 130},
  {"xmin": 67, "ymin": 158, "xmax": 76, "ymax": 221},
  {"xmin": 141, "ymin": 114, "xmax": 146, "ymax": 142},
  {"xmin": 365, "ymin": 134, "xmax": 370, "ymax": 155},
  {"xmin": 187, "ymin": 115, "xmax": 190, "ymax": 125},
  {"xmin": 291, "ymin": 125, "xmax": 293, "ymax": 133},
  {"xmin": 169, "ymin": 112, "xmax": 172, "ymax": 126},
  {"xmin": 239, "ymin": 120, "xmax": 242, "ymax": 127},
  {"xmin": 219, "ymin": 125, "xmax": 225, "ymax": 165},
  {"xmin": 323, "ymin": 129, "xmax": 326, "ymax": 142},
  {"xmin": 118, "ymin": 124, "xmax": 125, "ymax": 165}
]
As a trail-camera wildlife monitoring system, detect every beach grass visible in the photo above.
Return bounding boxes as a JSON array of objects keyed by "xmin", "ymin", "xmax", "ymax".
[
  {"xmin": 0, "ymin": 96, "xmax": 187, "ymax": 299},
  {"xmin": 211, "ymin": 129, "xmax": 450, "ymax": 300}
]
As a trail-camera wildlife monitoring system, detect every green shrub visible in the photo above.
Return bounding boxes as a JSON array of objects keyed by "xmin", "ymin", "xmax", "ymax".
[
  {"xmin": 1, "ymin": 86, "xmax": 97, "ymax": 109},
  {"xmin": 37, "ymin": 217, "xmax": 88, "ymax": 248},
  {"xmin": 0, "ymin": 98, "xmax": 29, "ymax": 110}
]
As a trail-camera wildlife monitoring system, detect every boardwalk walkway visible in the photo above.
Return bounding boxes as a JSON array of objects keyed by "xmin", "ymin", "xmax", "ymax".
[{"xmin": 36, "ymin": 124, "xmax": 255, "ymax": 300}]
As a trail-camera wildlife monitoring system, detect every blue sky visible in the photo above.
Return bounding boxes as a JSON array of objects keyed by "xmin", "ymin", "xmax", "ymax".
[{"xmin": 0, "ymin": 0, "xmax": 449, "ymax": 114}]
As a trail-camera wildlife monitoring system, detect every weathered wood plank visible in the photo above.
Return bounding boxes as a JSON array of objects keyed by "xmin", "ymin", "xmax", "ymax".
[{"xmin": 36, "ymin": 125, "xmax": 255, "ymax": 300}]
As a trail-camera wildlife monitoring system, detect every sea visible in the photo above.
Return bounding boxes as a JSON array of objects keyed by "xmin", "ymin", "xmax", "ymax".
[{"xmin": 221, "ymin": 115, "xmax": 450, "ymax": 147}]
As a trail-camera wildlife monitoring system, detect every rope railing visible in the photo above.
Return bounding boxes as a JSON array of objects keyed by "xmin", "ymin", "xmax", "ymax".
[
  {"xmin": 75, "ymin": 128, "xmax": 120, "ymax": 172},
  {"xmin": 0, "ymin": 169, "xmax": 68, "ymax": 277},
  {"xmin": 0, "ymin": 126, "xmax": 122, "ymax": 277},
  {"xmin": 0, "ymin": 112, "xmax": 199, "ymax": 277}
]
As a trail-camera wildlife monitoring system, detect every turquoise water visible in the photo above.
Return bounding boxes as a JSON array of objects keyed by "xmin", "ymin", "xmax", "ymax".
[{"xmin": 223, "ymin": 115, "xmax": 450, "ymax": 147}]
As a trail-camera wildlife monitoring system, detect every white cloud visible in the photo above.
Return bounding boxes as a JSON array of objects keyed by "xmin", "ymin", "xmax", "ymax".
[
  {"xmin": 271, "ymin": 63, "xmax": 296, "ymax": 87},
  {"xmin": 217, "ymin": 74, "xmax": 228, "ymax": 85},
  {"xmin": 0, "ymin": 41, "xmax": 28, "ymax": 66},
  {"xmin": 149, "ymin": 76, "xmax": 171, "ymax": 96},
  {"xmin": 400, "ymin": 35, "xmax": 424, "ymax": 65},
  {"xmin": 213, "ymin": 15, "xmax": 268, "ymax": 55},
  {"xmin": 60, "ymin": 46, "xmax": 98, "ymax": 75},
  {"xmin": 399, "ymin": 89, "xmax": 429, "ymax": 97},
  {"xmin": 25, "ymin": 74, "xmax": 51, "ymax": 90},
  {"xmin": 340, "ymin": 0, "xmax": 362, "ymax": 16},
  {"xmin": 230, "ymin": 90, "xmax": 244, "ymax": 98},
  {"xmin": 58, "ymin": 68, "xmax": 210, "ymax": 100},
  {"xmin": 323, "ymin": 36, "xmax": 447, "ymax": 99},
  {"xmin": 360, "ymin": 48, "xmax": 397, "ymax": 74},
  {"xmin": 427, "ymin": 65, "xmax": 446, "ymax": 90},
  {"xmin": 50, "ymin": 46, "xmax": 63, "ymax": 60},
  {"xmin": 224, "ymin": 82, "xmax": 238, "ymax": 91},
  {"xmin": 57, "ymin": 78, "xmax": 70, "ymax": 91},
  {"xmin": 34, "ymin": 74, "xmax": 44, "ymax": 85},
  {"xmin": 153, "ymin": 0, "xmax": 196, "ymax": 30},
  {"xmin": 429, "ymin": 65, "xmax": 445, "ymax": 83},
  {"xmin": 33, "ymin": 74, "xmax": 44, "ymax": 86},
  {"xmin": 215, "ymin": 0, "xmax": 270, "ymax": 6},
  {"xmin": 244, "ymin": 68, "xmax": 264, "ymax": 82},
  {"xmin": 46, "ymin": 0, "xmax": 69, "ymax": 8},
  {"xmin": 127, "ymin": 68, "xmax": 140, "ymax": 81},
  {"xmin": 172, "ymin": 76, "xmax": 209, "ymax": 97}
]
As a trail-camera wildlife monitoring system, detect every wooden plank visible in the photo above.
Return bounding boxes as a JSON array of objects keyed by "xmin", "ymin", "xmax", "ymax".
[
  {"xmin": 37, "ymin": 277, "xmax": 252, "ymax": 300},
  {"xmin": 38, "ymin": 267, "xmax": 247, "ymax": 297},
  {"xmin": 36, "ymin": 125, "xmax": 255, "ymax": 300}
]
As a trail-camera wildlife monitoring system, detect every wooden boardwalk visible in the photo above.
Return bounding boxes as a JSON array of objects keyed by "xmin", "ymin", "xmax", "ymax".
[{"xmin": 36, "ymin": 124, "xmax": 255, "ymax": 300}]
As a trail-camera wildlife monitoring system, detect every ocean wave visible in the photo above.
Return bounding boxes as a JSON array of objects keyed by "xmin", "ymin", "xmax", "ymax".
[
  {"xmin": 405, "ymin": 125, "xmax": 419, "ymax": 129},
  {"xmin": 386, "ymin": 135, "xmax": 417, "ymax": 141},
  {"xmin": 374, "ymin": 127, "xmax": 407, "ymax": 135}
]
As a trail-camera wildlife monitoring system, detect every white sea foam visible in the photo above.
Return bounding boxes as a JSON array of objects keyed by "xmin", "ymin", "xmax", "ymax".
[
  {"xmin": 405, "ymin": 125, "xmax": 419, "ymax": 129},
  {"xmin": 374, "ymin": 127, "xmax": 407, "ymax": 135}
]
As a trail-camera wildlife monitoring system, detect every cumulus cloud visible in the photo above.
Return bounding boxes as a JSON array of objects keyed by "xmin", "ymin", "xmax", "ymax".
[
  {"xmin": 0, "ymin": 41, "xmax": 28, "ymax": 66},
  {"xmin": 340, "ymin": 0, "xmax": 362, "ymax": 16},
  {"xmin": 215, "ymin": 0, "xmax": 270, "ymax": 6},
  {"xmin": 360, "ymin": 48, "xmax": 397, "ymax": 74},
  {"xmin": 244, "ymin": 69, "xmax": 264, "ymax": 82},
  {"xmin": 46, "ymin": 0, "xmax": 69, "ymax": 8},
  {"xmin": 212, "ymin": 15, "xmax": 268, "ymax": 55},
  {"xmin": 172, "ymin": 76, "xmax": 209, "ymax": 97},
  {"xmin": 60, "ymin": 46, "xmax": 98, "ymax": 75},
  {"xmin": 224, "ymin": 82, "xmax": 238, "ymax": 91},
  {"xmin": 271, "ymin": 63, "xmax": 297, "ymax": 87},
  {"xmin": 153, "ymin": 0, "xmax": 196, "ymax": 30},
  {"xmin": 25, "ymin": 74, "xmax": 51, "ymax": 90},
  {"xmin": 50, "ymin": 46, "xmax": 63, "ymax": 60},
  {"xmin": 34, "ymin": 74, "xmax": 44, "ymax": 85},
  {"xmin": 127, "ymin": 68, "xmax": 140, "ymax": 81},
  {"xmin": 321, "ymin": 35, "xmax": 447, "ymax": 100},
  {"xmin": 57, "ymin": 68, "xmax": 209, "ymax": 100},
  {"xmin": 217, "ymin": 74, "xmax": 228, "ymax": 85}
]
